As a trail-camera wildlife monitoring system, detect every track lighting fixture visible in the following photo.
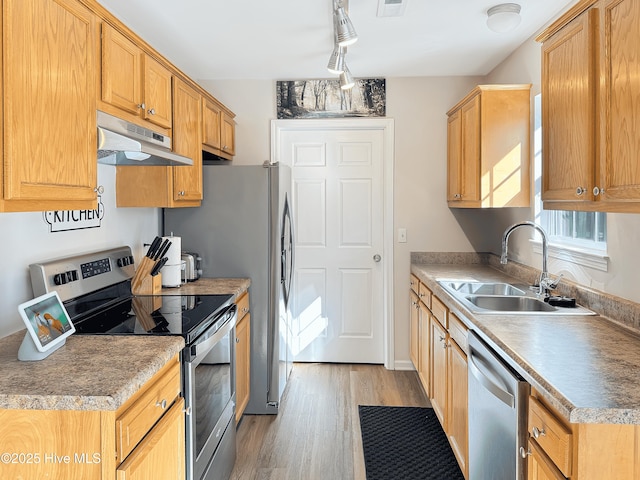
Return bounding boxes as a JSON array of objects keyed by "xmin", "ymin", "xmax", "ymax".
[{"xmin": 327, "ymin": 0, "xmax": 357, "ymax": 90}]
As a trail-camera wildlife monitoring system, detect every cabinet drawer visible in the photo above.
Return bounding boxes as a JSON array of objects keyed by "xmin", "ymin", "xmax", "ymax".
[
  {"xmin": 116, "ymin": 356, "xmax": 181, "ymax": 463},
  {"xmin": 448, "ymin": 312, "xmax": 468, "ymax": 352},
  {"xmin": 528, "ymin": 396, "xmax": 572, "ymax": 477},
  {"xmin": 236, "ymin": 290, "xmax": 250, "ymax": 320},
  {"xmin": 431, "ymin": 295, "xmax": 448, "ymax": 329},
  {"xmin": 410, "ymin": 274, "xmax": 419, "ymax": 294},
  {"xmin": 418, "ymin": 281, "xmax": 431, "ymax": 309}
]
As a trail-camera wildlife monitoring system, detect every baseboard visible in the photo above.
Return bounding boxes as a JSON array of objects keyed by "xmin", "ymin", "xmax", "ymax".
[{"xmin": 392, "ymin": 359, "xmax": 415, "ymax": 371}]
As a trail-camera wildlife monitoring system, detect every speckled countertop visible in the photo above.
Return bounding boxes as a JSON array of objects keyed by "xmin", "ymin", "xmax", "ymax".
[
  {"xmin": 0, "ymin": 332, "xmax": 183, "ymax": 411},
  {"xmin": 0, "ymin": 277, "xmax": 249, "ymax": 412},
  {"xmin": 412, "ymin": 256, "xmax": 640, "ymax": 425},
  {"xmin": 159, "ymin": 277, "xmax": 250, "ymax": 299}
]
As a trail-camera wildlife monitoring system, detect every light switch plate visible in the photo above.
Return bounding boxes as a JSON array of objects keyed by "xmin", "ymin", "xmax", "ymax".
[{"xmin": 398, "ymin": 228, "xmax": 407, "ymax": 243}]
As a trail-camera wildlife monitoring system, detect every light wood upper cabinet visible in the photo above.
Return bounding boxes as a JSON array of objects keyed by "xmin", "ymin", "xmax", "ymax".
[
  {"xmin": 538, "ymin": 0, "xmax": 640, "ymax": 212},
  {"xmin": 446, "ymin": 85, "xmax": 531, "ymax": 208},
  {"xmin": 116, "ymin": 78, "xmax": 202, "ymax": 208},
  {"xmin": 172, "ymin": 78, "xmax": 203, "ymax": 204},
  {"xmin": 202, "ymin": 97, "xmax": 236, "ymax": 160},
  {"xmin": 101, "ymin": 24, "xmax": 172, "ymax": 131},
  {"xmin": 0, "ymin": 0, "xmax": 98, "ymax": 212}
]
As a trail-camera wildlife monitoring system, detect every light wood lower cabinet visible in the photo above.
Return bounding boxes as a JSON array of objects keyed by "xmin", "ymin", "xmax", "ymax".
[
  {"xmin": 409, "ymin": 275, "xmax": 469, "ymax": 478},
  {"xmin": 235, "ymin": 290, "xmax": 251, "ymax": 423},
  {"xmin": 0, "ymin": 355, "xmax": 184, "ymax": 479}
]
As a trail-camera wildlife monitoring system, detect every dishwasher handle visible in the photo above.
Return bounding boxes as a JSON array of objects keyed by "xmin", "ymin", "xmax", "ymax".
[{"xmin": 468, "ymin": 347, "xmax": 515, "ymax": 408}]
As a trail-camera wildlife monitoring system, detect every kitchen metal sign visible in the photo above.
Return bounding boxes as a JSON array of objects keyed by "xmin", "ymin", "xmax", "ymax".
[{"xmin": 43, "ymin": 197, "xmax": 105, "ymax": 232}]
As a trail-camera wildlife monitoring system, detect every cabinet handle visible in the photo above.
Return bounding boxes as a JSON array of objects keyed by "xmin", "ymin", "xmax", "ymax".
[
  {"xmin": 236, "ymin": 337, "xmax": 240, "ymax": 343},
  {"xmin": 593, "ymin": 186, "xmax": 605, "ymax": 196},
  {"xmin": 183, "ymin": 406, "xmax": 192, "ymax": 416},
  {"xmin": 532, "ymin": 426, "xmax": 546, "ymax": 439},
  {"xmin": 148, "ymin": 108, "xmax": 156, "ymax": 115},
  {"xmin": 576, "ymin": 186, "xmax": 586, "ymax": 196},
  {"xmin": 178, "ymin": 190, "xmax": 185, "ymax": 196},
  {"xmin": 94, "ymin": 185, "xmax": 104, "ymax": 194},
  {"xmin": 454, "ymin": 193, "xmax": 462, "ymax": 199},
  {"xmin": 222, "ymin": 145, "xmax": 228, "ymax": 151},
  {"xmin": 519, "ymin": 446, "xmax": 531, "ymax": 458},
  {"xmin": 137, "ymin": 103, "xmax": 146, "ymax": 110},
  {"xmin": 155, "ymin": 399, "xmax": 167, "ymax": 410}
]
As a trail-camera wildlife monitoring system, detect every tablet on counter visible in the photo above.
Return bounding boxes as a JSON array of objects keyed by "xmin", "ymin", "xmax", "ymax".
[{"xmin": 17, "ymin": 291, "xmax": 75, "ymax": 360}]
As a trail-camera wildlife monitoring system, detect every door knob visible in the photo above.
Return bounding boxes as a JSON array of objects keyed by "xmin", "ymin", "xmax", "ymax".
[{"xmin": 373, "ymin": 254, "xmax": 381, "ymax": 262}]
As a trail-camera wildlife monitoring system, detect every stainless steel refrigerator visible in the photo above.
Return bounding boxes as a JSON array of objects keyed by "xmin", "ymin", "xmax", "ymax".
[{"xmin": 164, "ymin": 162, "xmax": 294, "ymax": 414}]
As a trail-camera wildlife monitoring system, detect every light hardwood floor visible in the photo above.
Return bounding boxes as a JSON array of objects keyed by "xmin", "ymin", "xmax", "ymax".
[{"xmin": 231, "ymin": 363, "xmax": 430, "ymax": 480}]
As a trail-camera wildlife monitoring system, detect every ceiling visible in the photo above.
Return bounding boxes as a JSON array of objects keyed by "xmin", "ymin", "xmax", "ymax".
[{"xmin": 95, "ymin": 0, "xmax": 578, "ymax": 82}]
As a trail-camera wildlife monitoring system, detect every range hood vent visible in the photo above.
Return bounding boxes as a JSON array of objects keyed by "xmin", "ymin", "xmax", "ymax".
[{"xmin": 97, "ymin": 111, "xmax": 193, "ymax": 166}]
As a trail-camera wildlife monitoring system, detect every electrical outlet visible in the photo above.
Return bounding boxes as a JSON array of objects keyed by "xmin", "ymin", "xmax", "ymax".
[{"xmin": 398, "ymin": 228, "xmax": 407, "ymax": 243}]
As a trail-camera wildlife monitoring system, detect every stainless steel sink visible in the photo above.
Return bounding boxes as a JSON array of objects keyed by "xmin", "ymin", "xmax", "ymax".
[
  {"xmin": 465, "ymin": 295, "xmax": 555, "ymax": 312},
  {"xmin": 437, "ymin": 279, "xmax": 596, "ymax": 316},
  {"xmin": 441, "ymin": 281, "xmax": 525, "ymax": 296}
]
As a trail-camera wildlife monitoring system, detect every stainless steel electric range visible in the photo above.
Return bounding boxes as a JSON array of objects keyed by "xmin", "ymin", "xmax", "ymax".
[{"xmin": 29, "ymin": 246, "xmax": 237, "ymax": 480}]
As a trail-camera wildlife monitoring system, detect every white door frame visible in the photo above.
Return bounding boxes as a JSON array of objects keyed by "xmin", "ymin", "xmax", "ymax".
[{"xmin": 271, "ymin": 118, "xmax": 395, "ymax": 369}]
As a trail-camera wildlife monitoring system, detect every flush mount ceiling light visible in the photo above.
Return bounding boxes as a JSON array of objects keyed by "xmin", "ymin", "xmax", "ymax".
[{"xmin": 486, "ymin": 3, "xmax": 521, "ymax": 33}]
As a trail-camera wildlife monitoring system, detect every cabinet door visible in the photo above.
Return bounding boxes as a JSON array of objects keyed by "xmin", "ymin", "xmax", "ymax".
[
  {"xmin": 541, "ymin": 9, "xmax": 596, "ymax": 204},
  {"xmin": 2, "ymin": 0, "xmax": 98, "ymax": 211},
  {"xmin": 447, "ymin": 109, "xmax": 462, "ymax": 202},
  {"xmin": 116, "ymin": 399, "xmax": 185, "ymax": 480},
  {"xmin": 448, "ymin": 340, "xmax": 468, "ymax": 478},
  {"xmin": 172, "ymin": 78, "xmax": 202, "ymax": 203},
  {"xmin": 221, "ymin": 111, "xmax": 236, "ymax": 156},
  {"xmin": 598, "ymin": 0, "xmax": 640, "ymax": 203},
  {"xmin": 143, "ymin": 55, "xmax": 172, "ymax": 129},
  {"xmin": 418, "ymin": 301, "xmax": 431, "ymax": 396},
  {"xmin": 410, "ymin": 291, "xmax": 420, "ymax": 369},
  {"xmin": 430, "ymin": 319, "xmax": 448, "ymax": 427},
  {"xmin": 235, "ymin": 312, "xmax": 251, "ymax": 423},
  {"xmin": 102, "ymin": 24, "xmax": 142, "ymax": 116},
  {"xmin": 202, "ymin": 98, "xmax": 222, "ymax": 151},
  {"xmin": 460, "ymin": 95, "xmax": 481, "ymax": 204},
  {"xmin": 527, "ymin": 439, "xmax": 566, "ymax": 480}
]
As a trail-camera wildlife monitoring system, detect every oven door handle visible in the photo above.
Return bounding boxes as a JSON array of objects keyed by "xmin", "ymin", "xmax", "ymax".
[{"xmin": 191, "ymin": 306, "xmax": 237, "ymax": 359}]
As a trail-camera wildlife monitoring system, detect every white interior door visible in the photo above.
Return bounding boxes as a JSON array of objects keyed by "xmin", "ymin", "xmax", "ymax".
[{"xmin": 276, "ymin": 122, "xmax": 389, "ymax": 364}]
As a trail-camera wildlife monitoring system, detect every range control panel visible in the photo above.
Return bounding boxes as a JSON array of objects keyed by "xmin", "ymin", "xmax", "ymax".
[{"xmin": 29, "ymin": 246, "xmax": 135, "ymax": 302}]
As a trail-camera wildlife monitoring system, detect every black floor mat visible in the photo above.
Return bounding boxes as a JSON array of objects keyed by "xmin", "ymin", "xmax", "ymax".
[{"xmin": 358, "ymin": 405, "xmax": 465, "ymax": 480}]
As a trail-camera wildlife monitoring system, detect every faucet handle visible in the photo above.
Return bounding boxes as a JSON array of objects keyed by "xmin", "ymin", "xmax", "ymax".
[{"xmin": 540, "ymin": 273, "xmax": 563, "ymax": 292}]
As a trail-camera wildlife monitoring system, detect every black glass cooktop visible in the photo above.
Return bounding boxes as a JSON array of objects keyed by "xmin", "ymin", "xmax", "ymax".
[{"xmin": 70, "ymin": 283, "xmax": 233, "ymax": 344}]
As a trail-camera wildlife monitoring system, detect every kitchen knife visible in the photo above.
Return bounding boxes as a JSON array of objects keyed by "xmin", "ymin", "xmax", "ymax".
[
  {"xmin": 154, "ymin": 239, "xmax": 172, "ymax": 261},
  {"xmin": 150, "ymin": 257, "xmax": 168, "ymax": 276},
  {"xmin": 146, "ymin": 236, "xmax": 163, "ymax": 258}
]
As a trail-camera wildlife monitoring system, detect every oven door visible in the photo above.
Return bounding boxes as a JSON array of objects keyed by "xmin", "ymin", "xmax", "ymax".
[{"xmin": 184, "ymin": 304, "xmax": 237, "ymax": 480}]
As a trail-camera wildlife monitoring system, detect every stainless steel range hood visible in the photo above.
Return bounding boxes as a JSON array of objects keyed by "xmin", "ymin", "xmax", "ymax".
[{"xmin": 97, "ymin": 111, "xmax": 193, "ymax": 166}]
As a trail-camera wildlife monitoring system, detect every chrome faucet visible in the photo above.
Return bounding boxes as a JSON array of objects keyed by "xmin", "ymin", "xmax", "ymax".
[{"xmin": 500, "ymin": 221, "xmax": 560, "ymax": 296}]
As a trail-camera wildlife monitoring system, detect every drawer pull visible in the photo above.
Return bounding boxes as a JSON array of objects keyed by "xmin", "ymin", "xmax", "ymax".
[
  {"xmin": 532, "ymin": 426, "xmax": 546, "ymax": 439},
  {"xmin": 183, "ymin": 406, "xmax": 192, "ymax": 416},
  {"xmin": 520, "ymin": 446, "xmax": 531, "ymax": 458},
  {"xmin": 156, "ymin": 399, "xmax": 167, "ymax": 410}
]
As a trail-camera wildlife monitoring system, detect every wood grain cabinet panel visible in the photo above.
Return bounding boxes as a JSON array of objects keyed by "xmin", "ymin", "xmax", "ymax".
[
  {"xmin": 446, "ymin": 85, "xmax": 531, "ymax": 208},
  {"xmin": 538, "ymin": 0, "xmax": 640, "ymax": 212},
  {"xmin": 1, "ymin": 0, "xmax": 98, "ymax": 212},
  {"xmin": 101, "ymin": 24, "xmax": 172, "ymax": 131},
  {"xmin": 410, "ymin": 290, "xmax": 420, "ymax": 370},
  {"xmin": 430, "ymin": 317, "xmax": 448, "ymax": 426},
  {"xmin": 116, "ymin": 78, "xmax": 202, "ymax": 208},
  {"xmin": 202, "ymin": 97, "xmax": 236, "ymax": 160}
]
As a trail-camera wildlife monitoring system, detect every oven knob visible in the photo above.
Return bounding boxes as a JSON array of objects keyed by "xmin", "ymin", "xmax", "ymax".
[
  {"xmin": 70, "ymin": 270, "xmax": 79, "ymax": 282},
  {"xmin": 128, "ymin": 255, "xmax": 135, "ymax": 265},
  {"xmin": 117, "ymin": 258, "xmax": 124, "ymax": 267},
  {"xmin": 54, "ymin": 273, "xmax": 66, "ymax": 285}
]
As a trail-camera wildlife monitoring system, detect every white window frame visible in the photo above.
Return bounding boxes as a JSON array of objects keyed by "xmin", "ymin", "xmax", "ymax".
[{"xmin": 533, "ymin": 94, "xmax": 609, "ymax": 271}]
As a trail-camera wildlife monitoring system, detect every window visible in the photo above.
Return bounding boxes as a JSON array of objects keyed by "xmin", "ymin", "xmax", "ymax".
[{"xmin": 533, "ymin": 94, "xmax": 608, "ymax": 268}]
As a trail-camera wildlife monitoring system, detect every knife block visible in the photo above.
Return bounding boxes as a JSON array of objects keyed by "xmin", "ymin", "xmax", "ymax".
[{"xmin": 132, "ymin": 272, "xmax": 162, "ymax": 295}]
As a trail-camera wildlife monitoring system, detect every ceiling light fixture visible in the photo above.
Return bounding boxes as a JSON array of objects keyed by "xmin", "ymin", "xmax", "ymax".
[
  {"xmin": 486, "ymin": 3, "xmax": 521, "ymax": 33},
  {"xmin": 339, "ymin": 64, "xmax": 355, "ymax": 90},
  {"xmin": 327, "ymin": 45, "xmax": 346, "ymax": 74},
  {"xmin": 334, "ymin": 4, "xmax": 358, "ymax": 46}
]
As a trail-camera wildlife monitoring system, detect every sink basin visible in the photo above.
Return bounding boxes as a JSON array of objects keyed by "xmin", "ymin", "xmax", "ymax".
[
  {"xmin": 465, "ymin": 295, "xmax": 556, "ymax": 312},
  {"xmin": 437, "ymin": 279, "xmax": 596, "ymax": 315},
  {"xmin": 441, "ymin": 281, "xmax": 525, "ymax": 296}
]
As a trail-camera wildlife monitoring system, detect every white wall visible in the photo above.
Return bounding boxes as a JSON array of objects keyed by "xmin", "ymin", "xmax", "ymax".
[
  {"xmin": 0, "ymin": 165, "xmax": 160, "ymax": 337},
  {"xmin": 201, "ymin": 77, "xmax": 491, "ymax": 367}
]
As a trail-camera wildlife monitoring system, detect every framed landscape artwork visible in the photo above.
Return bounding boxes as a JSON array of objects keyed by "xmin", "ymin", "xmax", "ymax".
[{"xmin": 277, "ymin": 78, "xmax": 385, "ymax": 119}]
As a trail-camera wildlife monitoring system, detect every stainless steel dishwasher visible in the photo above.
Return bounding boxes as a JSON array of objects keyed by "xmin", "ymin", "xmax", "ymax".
[{"xmin": 468, "ymin": 331, "xmax": 529, "ymax": 480}]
